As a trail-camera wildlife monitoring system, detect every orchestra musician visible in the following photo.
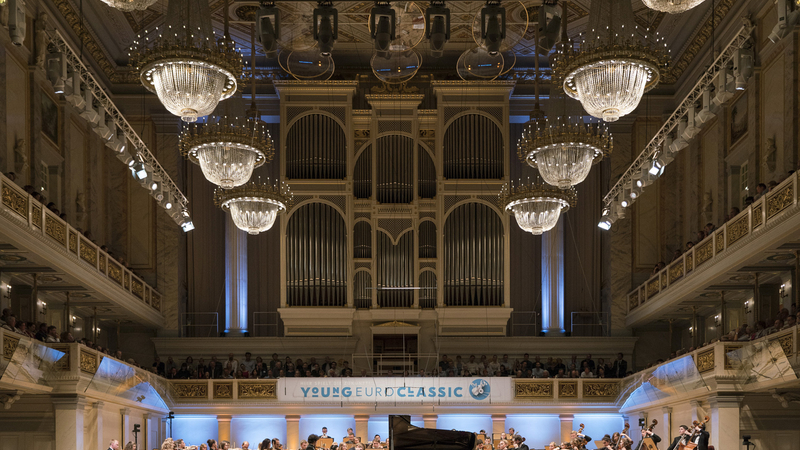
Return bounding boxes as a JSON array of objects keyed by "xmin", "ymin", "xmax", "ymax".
[
  {"xmin": 569, "ymin": 430, "xmax": 591, "ymax": 450},
  {"xmin": 684, "ymin": 423, "xmax": 709, "ymax": 450},
  {"xmin": 321, "ymin": 428, "xmax": 331, "ymax": 439},
  {"xmin": 514, "ymin": 435, "xmax": 529, "ymax": 450},
  {"xmin": 636, "ymin": 428, "xmax": 661, "ymax": 450},
  {"xmin": 666, "ymin": 426, "xmax": 691, "ymax": 450},
  {"xmin": 369, "ymin": 435, "xmax": 384, "ymax": 449},
  {"xmin": 612, "ymin": 432, "xmax": 633, "ymax": 450},
  {"xmin": 308, "ymin": 435, "xmax": 321, "ymax": 450}
]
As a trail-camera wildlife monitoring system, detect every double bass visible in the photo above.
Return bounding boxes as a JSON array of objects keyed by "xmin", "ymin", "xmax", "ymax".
[
  {"xmin": 615, "ymin": 423, "xmax": 631, "ymax": 450},
  {"xmin": 677, "ymin": 416, "xmax": 709, "ymax": 450},
  {"xmin": 637, "ymin": 420, "xmax": 658, "ymax": 450}
]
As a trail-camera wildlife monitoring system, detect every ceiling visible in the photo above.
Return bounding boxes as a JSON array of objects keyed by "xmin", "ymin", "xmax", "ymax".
[{"xmin": 53, "ymin": 0, "xmax": 723, "ymax": 86}]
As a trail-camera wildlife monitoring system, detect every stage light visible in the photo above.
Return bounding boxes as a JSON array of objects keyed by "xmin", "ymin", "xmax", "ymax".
[
  {"xmin": 256, "ymin": 1, "xmax": 280, "ymax": 57},
  {"xmin": 480, "ymin": 2, "xmax": 506, "ymax": 55},
  {"xmin": 314, "ymin": 1, "xmax": 339, "ymax": 56},
  {"xmin": 425, "ymin": 1, "xmax": 450, "ymax": 58},
  {"xmin": 370, "ymin": 2, "xmax": 396, "ymax": 56}
]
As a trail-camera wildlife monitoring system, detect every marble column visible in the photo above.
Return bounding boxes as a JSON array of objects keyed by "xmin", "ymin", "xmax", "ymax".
[
  {"xmin": 423, "ymin": 414, "xmax": 437, "ymax": 429},
  {"xmin": 121, "ymin": 407, "xmax": 131, "ymax": 444},
  {"xmin": 491, "ymin": 415, "xmax": 505, "ymax": 438},
  {"xmin": 143, "ymin": 413, "xmax": 151, "ymax": 450},
  {"xmin": 286, "ymin": 415, "xmax": 301, "ymax": 450},
  {"xmin": 661, "ymin": 406, "xmax": 671, "ymax": 439},
  {"xmin": 218, "ymin": 415, "xmax": 232, "ymax": 444},
  {"xmin": 225, "ymin": 215, "xmax": 248, "ymax": 336},
  {"xmin": 542, "ymin": 219, "xmax": 565, "ymax": 334},
  {"xmin": 355, "ymin": 415, "xmax": 369, "ymax": 442},
  {"xmin": 559, "ymin": 414, "xmax": 574, "ymax": 444},
  {"xmin": 52, "ymin": 396, "xmax": 88, "ymax": 450},
  {"xmin": 88, "ymin": 401, "xmax": 104, "ymax": 450},
  {"xmin": 710, "ymin": 395, "xmax": 742, "ymax": 450}
]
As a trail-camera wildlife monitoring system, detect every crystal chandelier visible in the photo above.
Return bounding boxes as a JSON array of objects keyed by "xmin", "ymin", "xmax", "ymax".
[
  {"xmin": 99, "ymin": 0, "xmax": 157, "ymax": 12},
  {"xmin": 518, "ymin": 117, "xmax": 612, "ymax": 189},
  {"xmin": 499, "ymin": 180, "xmax": 577, "ymax": 235},
  {"xmin": 180, "ymin": 114, "xmax": 274, "ymax": 189},
  {"xmin": 552, "ymin": 1, "xmax": 667, "ymax": 122},
  {"xmin": 214, "ymin": 179, "xmax": 293, "ymax": 235},
  {"xmin": 130, "ymin": 0, "xmax": 241, "ymax": 122},
  {"xmin": 642, "ymin": 0, "xmax": 708, "ymax": 14}
]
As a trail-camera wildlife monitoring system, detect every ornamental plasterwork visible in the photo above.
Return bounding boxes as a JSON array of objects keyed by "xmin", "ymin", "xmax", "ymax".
[
  {"xmin": 45, "ymin": 215, "xmax": 67, "ymax": 245},
  {"xmin": 629, "ymin": 291, "xmax": 639, "ymax": 311},
  {"xmin": 695, "ymin": 240, "xmax": 714, "ymax": 266},
  {"xmin": 32, "ymin": 204, "xmax": 42, "ymax": 228},
  {"xmin": 2, "ymin": 182, "xmax": 28, "ymax": 219},
  {"xmin": 173, "ymin": 382, "xmax": 209, "ymax": 399},
  {"xmin": 696, "ymin": 349, "xmax": 715, "ymax": 373},
  {"xmin": 214, "ymin": 382, "xmax": 233, "ymax": 399},
  {"xmin": 132, "ymin": 279, "xmax": 145, "ymax": 299},
  {"xmin": 715, "ymin": 232, "xmax": 725, "ymax": 254},
  {"xmin": 777, "ymin": 334, "xmax": 794, "ymax": 356},
  {"xmin": 80, "ymin": 350, "xmax": 99, "ymax": 374},
  {"xmin": 726, "ymin": 215, "xmax": 749, "ymax": 246},
  {"xmin": 753, "ymin": 204, "xmax": 764, "ymax": 228},
  {"xmin": 583, "ymin": 381, "xmax": 619, "ymax": 398},
  {"xmin": 3, "ymin": 334, "xmax": 20, "ymax": 360},
  {"xmin": 514, "ymin": 380, "xmax": 553, "ymax": 398},
  {"xmin": 646, "ymin": 278, "xmax": 660, "ymax": 299},
  {"xmin": 69, "ymin": 232, "xmax": 78, "ymax": 254},
  {"xmin": 238, "ymin": 381, "xmax": 277, "ymax": 399},
  {"xmin": 108, "ymin": 263, "xmax": 123, "ymax": 285},
  {"xmin": 668, "ymin": 261, "xmax": 684, "ymax": 284},
  {"xmin": 767, "ymin": 184, "xmax": 795, "ymax": 219},
  {"xmin": 559, "ymin": 382, "xmax": 577, "ymax": 398},
  {"xmin": 80, "ymin": 240, "xmax": 97, "ymax": 265}
]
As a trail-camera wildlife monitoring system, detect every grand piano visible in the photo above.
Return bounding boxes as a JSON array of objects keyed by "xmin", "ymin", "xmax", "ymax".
[{"xmin": 389, "ymin": 415, "xmax": 477, "ymax": 450}]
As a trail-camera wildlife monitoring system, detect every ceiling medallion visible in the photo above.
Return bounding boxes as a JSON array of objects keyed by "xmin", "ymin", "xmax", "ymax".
[
  {"xmin": 499, "ymin": 179, "xmax": 577, "ymax": 235},
  {"xmin": 130, "ymin": 0, "xmax": 242, "ymax": 122},
  {"xmin": 99, "ymin": 0, "xmax": 157, "ymax": 11},
  {"xmin": 552, "ymin": 1, "xmax": 668, "ymax": 122},
  {"xmin": 180, "ymin": 114, "xmax": 274, "ymax": 189},
  {"xmin": 518, "ymin": 116, "xmax": 612, "ymax": 189},
  {"xmin": 214, "ymin": 179, "xmax": 293, "ymax": 235},
  {"xmin": 642, "ymin": 0, "xmax": 708, "ymax": 14}
]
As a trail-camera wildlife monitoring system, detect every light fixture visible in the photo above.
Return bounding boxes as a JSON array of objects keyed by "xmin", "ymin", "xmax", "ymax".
[
  {"xmin": 214, "ymin": 179, "xmax": 293, "ymax": 235},
  {"xmin": 518, "ymin": 116, "xmax": 612, "ymax": 189},
  {"xmin": 620, "ymin": 188, "xmax": 632, "ymax": 208},
  {"xmin": 598, "ymin": 213, "xmax": 612, "ymax": 230},
  {"xmin": 688, "ymin": 326, "xmax": 694, "ymax": 337},
  {"xmin": 696, "ymin": 87, "xmax": 716, "ymax": 124},
  {"xmin": 734, "ymin": 47, "xmax": 754, "ymax": 90},
  {"xmin": 780, "ymin": 284, "xmax": 788, "ymax": 298},
  {"xmin": 714, "ymin": 314, "xmax": 721, "ymax": 327},
  {"xmin": 744, "ymin": 300, "xmax": 752, "ymax": 314},
  {"xmin": 712, "ymin": 63, "xmax": 735, "ymax": 106},
  {"xmin": 180, "ymin": 113, "xmax": 273, "ymax": 189},
  {"xmin": 499, "ymin": 179, "xmax": 577, "ymax": 235},
  {"xmin": 769, "ymin": 0, "xmax": 800, "ymax": 43},
  {"xmin": 131, "ymin": 159, "xmax": 148, "ymax": 180},
  {"xmin": 314, "ymin": 1, "xmax": 339, "ymax": 56},
  {"xmin": 630, "ymin": 184, "xmax": 642, "ymax": 200},
  {"xmin": 480, "ymin": 1, "xmax": 506, "ymax": 55},
  {"xmin": 7, "ymin": 0, "xmax": 26, "ymax": 46},
  {"xmin": 99, "ymin": 0, "xmax": 158, "ymax": 11},
  {"xmin": 682, "ymin": 106, "xmax": 701, "ymax": 140},
  {"xmin": 553, "ymin": 1, "xmax": 667, "ymax": 122},
  {"xmin": 46, "ymin": 52, "xmax": 67, "ymax": 94},
  {"xmin": 670, "ymin": 119, "xmax": 689, "ymax": 153},
  {"xmin": 256, "ymin": 0, "xmax": 280, "ymax": 57},
  {"xmin": 642, "ymin": 0, "xmax": 707, "ymax": 14},
  {"xmin": 131, "ymin": 0, "xmax": 241, "ymax": 122},
  {"xmin": 370, "ymin": 2, "xmax": 396, "ymax": 57},
  {"xmin": 426, "ymin": 1, "xmax": 450, "ymax": 58},
  {"xmin": 649, "ymin": 157, "xmax": 664, "ymax": 176}
]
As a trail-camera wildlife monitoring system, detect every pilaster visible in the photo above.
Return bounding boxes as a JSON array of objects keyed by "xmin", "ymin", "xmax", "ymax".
[
  {"xmin": 52, "ymin": 395, "xmax": 88, "ymax": 450},
  {"xmin": 709, "ymin": 395, "xmax": 742, "ymax": 450},
  {"xmin": 423, "ymin": 414, "xmax": 438, "ymax": 429},
  {"xmin": 559, "ymin": 414, "xmax": 574, "ymax": 444},
  {"xmin": 286, "ymin": 415, "xmax": 301, "ymax": 450},
  {"xmin": 218, "ymin": 414, "xmax": 232, "ymax": 444}
]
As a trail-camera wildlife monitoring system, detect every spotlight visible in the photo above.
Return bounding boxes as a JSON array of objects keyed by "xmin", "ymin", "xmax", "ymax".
[
  {"xmin": 66, "ymin": 75, "xmax": 86, "ymax": 110},
  {"xmin": 734, "ymin": 47, "xmax": 754, "ymax": 90},
  {"xmin": 425, "ymin": 1, "xmax": 450, "ymax": 58},
  {"xmin": 131, "ymin": 159, "xmax": 148, "ymax": 180},
  {"xmin": 630, "ymin": 184, "xmax": 642, "ymax": 199},
  {"xmin": 116, "ymin": 149, "xmax": 134, "ymax": 167},
  {"xmin": 8, "ymin": 0, "xmax": 26, "ymax": 46},
  {"xmin": 682, "ymin": 106, "xmax": 701, "ymax": 140},
  {"xmin": 80, "ymin": 90, "xmax": 99, "ymax": 123},
  {"xmin": 620, "ymin": 186, "xmax": 633, "ymax": 208},
  {"xmin": 181, "ymin": 221, "xmax": 195, "ymax": 232},
  {"xmin": 256, "ymin": 1, "xmax": 280, "ymax": 57},
  {"xmin": 598, "ymin": 219, "xmax": 612, "ymax": 230},
  {"xmin": 370, "ymin": 2, "xmax": 396, "ymax": 57},
  {"xmin": 537, "ymin": 3, "xmax": 562, "ymax": 52},
  {"xmin": 670, "ymin": 119, "xmax": 689, "ymax": 153},
  {"xmin": 712, "ymin": 63, "xmax": 735, "ymax": 106},
  {"xmin": 149, "ymin": 174, "xmax": 161, "ymax": 192},
  {"xmin": 313, "ymin": 1, "xmax": 338, "ymax": 56},
  {"xmin": 696, "ymin": 87, "xmax": 716, "ymax": 124},
  {"xmin": 649, "ymin": 157, "xmax": 664, "ymax": 176},
  {"xmin": 162, "ymin": 192, "xmax": 174, "ymax": 210},
  {"xmin": 46, "ymin": 52, "xmax": 67, "ymax": 94},
  {"xmin": 480, "ymin": 2, "xmax": 506, "ymax": 55},
  {"xmin": 769, "ymin": 0, "xmax": 800, "ymax": 43}
]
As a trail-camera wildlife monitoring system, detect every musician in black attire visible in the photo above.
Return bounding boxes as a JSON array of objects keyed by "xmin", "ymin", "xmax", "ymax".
[
  {"xmin": 666, "ymin": 426, "xmax": 691, "ymax": 450},
  {"xmin": 513, "ymin": 436, "xmax": 528, "ymax": 450},
  {"xmin": 307, "ymin": 435, "xmax": 320, "ymax": 450},
  {"xmin": 569, "ymin": 430, "xmax": 591, "ymax": 450},
  {"xmin": 635, "ymin": 428, "xmax": 661, "ymax": 450},
  {"xmin": 688, "ymin": 423, "xmax": 709, "ymax": 450}
]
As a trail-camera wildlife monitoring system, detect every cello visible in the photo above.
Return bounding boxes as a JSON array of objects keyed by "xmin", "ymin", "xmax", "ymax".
[
  {"xmin": 615, "ymin": 423, "xmax": 631, "ymax": 450},
  {"xmin": 637, "ymin": 420, "xmax": 658, "ymax": 450},
  {"xmin": 677, "ymin": 417, "xmax": 709, "ymax": 450}
]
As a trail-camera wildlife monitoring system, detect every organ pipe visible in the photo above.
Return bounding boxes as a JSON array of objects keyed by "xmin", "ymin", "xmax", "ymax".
[
  {"xmin": 444, "ymin": 203, "xmax": 503, "ymax": 306},
  {"xmin": 377, "ymin": 135, "xmax": 414, "ymax": 203},
  {"xmin": 354, "ymin": 221, "xmax": 372, "ymax": 258},
  {"xmin": 286, "ymin": 115, "xmax": 346, "ymax": 179},
  {"xmin": 286, "ymin": 203, "xmax": 347, "ymax": 306},
  {"xmin": 443, "ymin": 114, "xmax": 503, "ymax": 179},
  {"xmin": 418, "ymin": 146, "xmax": 437, "ymax": 198},
  {"xmin": 419, "ymin": 271, "xmax": 437, "ymax": 309},
  {"xmin": 419, "ymin": 221, "xmax": 436, "ymax": 258},
  {"xmin": 377, "ymin": 231, "xmax": 414, "ymax": 308},
  {"xmin": 354, "ymin": 147, "xmax": 373, "ymax": 198},
  {"xmin": 354, "ymin": 271, "xmax": 372, "ymax": 309}
]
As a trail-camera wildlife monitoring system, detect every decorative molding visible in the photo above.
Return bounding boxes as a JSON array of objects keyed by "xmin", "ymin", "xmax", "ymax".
[
  {"xmin": 777, "ymin": 334, "xmax": 794, "ymax": 356},
  {"xmin": 1, "ymin": 182, "xmax": 28, "ymax": 219},
  {"xmin": 514, "ymin": 380, "xmax": 553, "ymax": 398},
  {"xmin": 696, "ymin": 349, "xmax": 715, "ymax": 373},
  {"xmin": 646, "ymin": 278, "xmax": 660, "ymax": 299},
  {"xmin": 214, "ymin": 382, "xmax": 233, "ymax": 399},
  {"xmin": 238, "ymin": 381, "xmax": 277, "ymax": 399},
  {"xmin": 726, "ymin": 215, "xmax": 749, "ymax": 246},
  {"xmin": 583, "ymin": 381, "xmax": 620, "ymax": 398},
  {"xmin": 45, "ymin": 215, "xmax": 67, "ymax": 244},
  {"xmin": 559, "ymin": 381, "xmax": 577, "ymax": 398},
  {"xmin": 767, "ymin": 183, "xmax": 794, "ymax": 219},
  {"xmin": 668, "ymin": 261, "xmax": 684, "ymax": 284},
  {"xmin": 80, "ymin": 239, "xmax": 97, "ymax": 265},
  {"xmin": 131, "ymin": 279, "xmax": 144, "ymax": 299},
  {"xmin": 3, "ymin": 334, "xmax": 20, "ymax": 360},
  {"xmin": 695, "ymin": 240, "xmax": 713, "ymax": 266}
]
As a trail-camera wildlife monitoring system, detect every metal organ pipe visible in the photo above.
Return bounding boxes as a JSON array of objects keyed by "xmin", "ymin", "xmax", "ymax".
[
  {"xmin": 377, "ymin": 135, "xmax": 413, "ymax": 203},
  {"xmin": 443, "ymin": 115, "xmax": 503, "ymax": 179},
  {"xmin": 418, "ymin": 146, "xmax": 437, "ymax": 198},
  {"xmin": 354, "ymin": 147, "xmax": 372, "ymax": 198},
  {"xmin": 286, "ymin": 115, "xmax": 346, "ymax": 179}
]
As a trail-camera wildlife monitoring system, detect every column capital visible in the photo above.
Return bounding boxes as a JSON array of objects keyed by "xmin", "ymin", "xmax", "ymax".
[
  {"xmin": 52, "ymin": 395, "xmax": 88, "ymax": 410},
  {"xmin": 93, "ymin": 401, "xmax": 105, "ymax": 409},
  {"xmin": 491, "ymin": 414, "xmax": 506, "ymax": 421},
  {"xmin": 558, "ymin": 414, "xmax": 574, "ymax": 422},
  {"xmin": 120, "ymin": 407, "xmax": 131, "ymax": 415},
  {"xmin": 661, "ymin": 406, "xmax": 672, "ymax": 414},
  {"xmin": 354, "ymin": 415, "xmax": 370, "ymax": 422},
  {"xmin": 708, "ymin": 394, "xmax": 743, "ymax": 409},
  {"xmin": 422, "ymin": 414, "xmax": 438, "ymax": 419},
  {"xmin": 286, "ymin": 415, "xmax": 301, "ymax": 423},
  {"xmin": 689, "ymin": 400, "xmax": 701, "ymax": 408},
  {"xmin": 217, "ymin": 414, "xmax": 233, "ymax": 423}
]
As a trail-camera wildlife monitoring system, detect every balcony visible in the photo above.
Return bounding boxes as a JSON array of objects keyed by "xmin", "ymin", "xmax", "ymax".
[
  {"xmin": 1, "ymin": 174, "xmax": 164, "ymax": 327},
  {"xmin": 625, "ymin": 172, "xmax": 799, "ymax": 327}
]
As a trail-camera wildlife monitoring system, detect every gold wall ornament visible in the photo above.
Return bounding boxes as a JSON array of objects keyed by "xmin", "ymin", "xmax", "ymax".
[
  {"xmin": 715, "ymin": 231, "xmax": 725, "ymax": 254},
  {"xmin": 354, "ymin": 130, "xmax": 371, "ymax": 139},
  {"xmin": 32, "ymin": 204, "xmax": 42, "ymax": 228},
  {"xmin": 2, "ymin": 182, "xmax": 28, "ymax": 219},
  {"xmin": 695, "ymin": 240, "xmax": 714, "ymax": 266},
  {"xmin": 686, "ymin": 252, "xmax": 694, "ymax": 273},
  {"xmin": 777, "ymin": 334, "xmax": 794, "ymax": 356},
  {"xmin": 514, "ymin": 380, "xmax": 554, "ymax": 398},
  {"xmin": 727, "ymin": 215, "xmax": 749, "ymax": 246},
  {"xmin": 629, "ymin": 291, "xmax": 640, "ymax": 311},
  {"xmin": 108, "ymin": 263, "xmax": 123, "ymax": 285},
  {"xmin": 559, "ymin": 381, "xmax": 578, "ymax": 398},
  {"xmin": 80, "ymin": 239, "xmax": 97, "ymax": 265},
  {"xmin": 131, "ymin": 279, "xmax": 145, "ymax": 299},
  {"xmin": 696, "ymin": 349, "xmax": 715, "ymax": 373},
  {"xmin": 3, "ymin": 333, "xmax": 20, "ymax": 360},
  {"xmin": 152, "ymin": 293, "xmax": 162, "ymax": 311},
  {"xmin": 646, "ymin": 277, "xmax": 660, "ymax": 299},
  {"xmin": 80, "ymin": 350, "xmax": 99, "ymax": 374},
  {"xmin": 99, "ymin": 254, "xmax": 107, "ymax": 273},
  {"xmin": 173, "ymin": 382, "xmax": 209, "ymax": 399},
  {"xmin": 214, "ymin": 382, "xmax": 233, "ymax": 399},
  {"xmin": 50, "ymin": 344, "xmax": 71, "ymax": 370},
  {"xmin": 583, "ymin": 381, "xmax": 620, "ymax": 397},
  {"xmin": 238, "ymin": 381, "xmax": 277, "ymax": 399},
  {"xmin": 45, "ymin": 215, "xmax": 67, "ymax": 244},
  {"xmin": 668, "ymin": 260, "xmax": 684, "ymax": 284},
  {"xmin": 767, "ymin": 184, "xmax": 795, "ymax": 219},
  {"xmin": 124, "ymin": 272, "xmax": 130, "ymax": 290},
  {"xmin": 724, "ymin": 344, "xmax": 743, "ymax": 369},
  {"xmin": 69, "ymin": 232, "xmax": 78, "ymax": 254},
  {"xmin": 753, "ymin": 204, "xmax": 763, "ymax": 228}
]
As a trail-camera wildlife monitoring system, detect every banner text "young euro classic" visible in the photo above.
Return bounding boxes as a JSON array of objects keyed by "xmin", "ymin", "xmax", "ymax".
[{"xmin": 300, "ymin": 386, "xmax": 464, "ymax": 399}]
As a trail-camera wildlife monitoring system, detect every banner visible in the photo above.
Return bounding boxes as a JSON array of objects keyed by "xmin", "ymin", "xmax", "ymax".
[{"xmin": 277, "ymin": 377, "xmax": 513, "ymax": 404}]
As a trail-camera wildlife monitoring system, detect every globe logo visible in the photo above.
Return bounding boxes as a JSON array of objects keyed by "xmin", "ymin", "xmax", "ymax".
[{"xmin": 469, "ymin": 379, "xmax": 491, "ymax": 400}]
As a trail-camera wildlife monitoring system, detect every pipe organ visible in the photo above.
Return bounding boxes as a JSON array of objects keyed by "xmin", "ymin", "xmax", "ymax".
[{"xmin": 275, "ymin": 80, "xmax": 513, "ymax": 335}]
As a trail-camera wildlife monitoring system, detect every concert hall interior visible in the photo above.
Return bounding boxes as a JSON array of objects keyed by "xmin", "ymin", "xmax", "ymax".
[{"xmin": 1, "ymin": 0, "xmax": 800, "ymax": 449}]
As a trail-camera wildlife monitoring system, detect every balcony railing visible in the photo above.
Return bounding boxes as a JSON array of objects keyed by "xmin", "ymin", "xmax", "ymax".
[
  {"xmin": 627, "ymin": 172, "xmax": 798, "ymax": 315},
  {"xmin": 0, "ymin": 174, "xmax": 162, "ymax": 312}
]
